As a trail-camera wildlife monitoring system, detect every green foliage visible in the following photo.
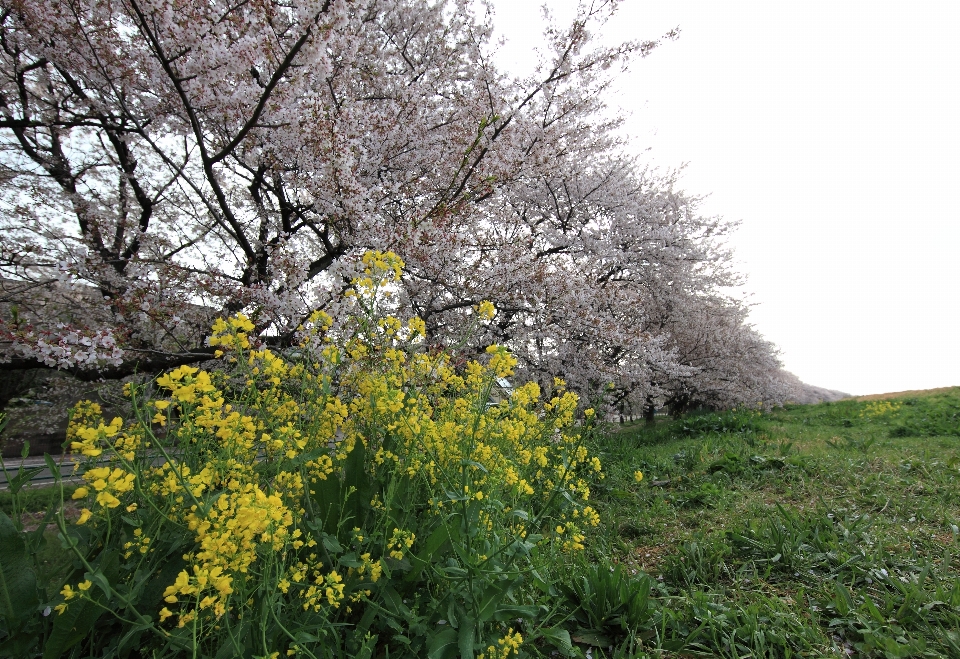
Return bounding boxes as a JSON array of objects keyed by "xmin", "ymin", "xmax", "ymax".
[
  {"xmin": 583, "ymin": 388, "xmax": 960, "ymax": 657},
  {"xmin": 0, "ymin": 511, "xmax": 41, "ymax": 655},
  {"xmin": 557, "ymin": 564, "xmax": 654, "ymax": 646},
  {"xmin": 678, "ymin": 408, "xmax": 767, "ymax": 438},
  {"xmin": 0, "ymin": 486, "xmax": 78, "ymax": 517},
  {"xmin": 782, "ymin": 389, "xmax": 960, "ymax": 438}
]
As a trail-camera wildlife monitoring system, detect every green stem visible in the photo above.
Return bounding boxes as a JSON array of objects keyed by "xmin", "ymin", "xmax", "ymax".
[{"xmin": 52, "ymin": 495, "xmax": 177, "ymax": 647}]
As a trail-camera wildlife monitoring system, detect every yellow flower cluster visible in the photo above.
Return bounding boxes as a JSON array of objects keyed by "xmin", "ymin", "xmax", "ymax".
[
  {"xmin": 54, "ymin": 579, "xmax": 92, "ymax": 615},
  {"xmin": 72, "ymin": 465, "xmax": 135, "ymax": 510},
  {"xmin": 59, "ymin": 251, "xmax": 602, "ymax": 659},
  {"xmin": 361, "ymin": 249, "xmax": 405, "ymax": 284},
  {"xmin": 285, "ymin": 556, "xmax": 346, "ymax": 611},
  {"xmin": 69, "ymin": 415, "xmax": 122, "ymax": 458},
  {"xmin": 156, "ymin": 365, "xmax": 217, "ymax": 404},
  {"xmin": 386, "ymin": 528, "xmax": 416, "ymax": 561},
  {"xmin": 159, "ymin": 485, "xmax": 293, "ymax": 624},
  {"xmin": 860, "ymin": 400, "xmax": 901, "ymax": 418},
  {"xmin": 208, "ymin": 314, "xmax": 255, "ymax": 353},
  {"xmin": 123, "ymin": 527, "xmax": 153, "ymax": 558},
  {"xmin": 485, "ymin": 344, "xmax": 517, "ymax": 378},
  {"xmin": 160, "ymin": 563, "xmax": 234, "ymax": 625},
  {"xmin": 478, "ymin": 629, "xmax": 523, "ymax": 659},
  {"xmin": 477, "ymin": 300, "xmax": 496, "ymax": 320},
  {"xmin": 66, "ymin": 401, "xmax": 104, "ymax": 443}
]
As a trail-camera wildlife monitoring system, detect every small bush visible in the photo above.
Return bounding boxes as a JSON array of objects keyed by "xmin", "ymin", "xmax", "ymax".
[{"xmin": 678, "ymin": 409, "xmax": 766, "ymax": 437}]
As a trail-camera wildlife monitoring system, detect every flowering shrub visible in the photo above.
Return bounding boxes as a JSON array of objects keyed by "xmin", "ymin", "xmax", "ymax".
[
  {"xmin": 25, "ymin": 252, "xmax": 602, "ymax": 658},
  {"xmin": 859, "ymin": 400, "xmax": 902, "ymax": 419}
]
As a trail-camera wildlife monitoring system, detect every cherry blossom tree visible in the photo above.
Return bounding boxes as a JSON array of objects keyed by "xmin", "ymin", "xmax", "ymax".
[{"xmin": 0, "ymin": 0, "xmax": 790, "ymax": 409}]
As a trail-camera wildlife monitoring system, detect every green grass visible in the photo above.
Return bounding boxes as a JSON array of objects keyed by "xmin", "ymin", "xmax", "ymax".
[
  {"xmin": 0, "ymin": 482, "xmax": 77, "ymax": 516},
  {"xmin": 576, "ymin": 388, "xmax": 960, "ymax": 657}
]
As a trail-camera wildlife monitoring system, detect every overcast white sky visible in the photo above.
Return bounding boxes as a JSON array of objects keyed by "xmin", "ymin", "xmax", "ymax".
[{"xmin": 490, "ymin": 1, "xmax": 960, "ymax": 396}]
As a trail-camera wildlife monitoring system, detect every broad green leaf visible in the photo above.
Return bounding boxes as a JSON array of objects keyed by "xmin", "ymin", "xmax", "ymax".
[
  {"xmin": 0, "ymin": 511, "xmax": 39, "ymax": 627},
  {"xmin": 381, "ymin": 585, "xmax": 411, "ymax": 617},
  {"xmin": 88, "ymin": 570, "xmax": 113, "ymax": 600},
  {"xmin": 405, "ymin": 524, "xmax": 452, "ymax": 582},
  {"xmin": 460, "ymin": 459, "xmax": 488, "ymax": 474},
  {"xmin": 477, "ymin": 584, "xmax": 507, "ymax": 622},
  {"xmin": 27, "ymin": 505, "xmax": 57, "ymax": 552},
  {"xmin": 0, "ymin": 629, "xmax": 40, "ymax": 657},
  {"xmin": 540, "ymin": 628, "xmax": 575, "ymax": 657},
  {"xmin": 343, "ymin": 438, "xmax": 371, "ymax": 527},
  {"xmin": 458, "ymin": 619, "xmax": 475, "ymax": 659},
  {"xmin": 295, "ymin": 630, "xmax": 321, "ymax": 643},
  {"xmin": 310, "ymin": 473, "xmax": 342, "ymax": 536},
  {"xmin": 42, "ymin": 596, "xmax": 104, "ymax": 659},
  {"xmin": 426, "ymin": 627, "xmax": 458, "ymax": 659},
  {"xmin": 322, "ymin": 533, "xmax": 343, "ymax": 553},
  {"xmin": 572, "ymin": 630, "xmax": 612, "ymax": 648},
  {"xmin": 132, "ymin": 553, "xmax": 186, "ymax": 612},
  {"xmin": 115, "ymin": 619, "xmax": 154, "ymax": 655},
  {"xmin": 446, "ymin": 600, "xmax": 460, "ymax": 630}
]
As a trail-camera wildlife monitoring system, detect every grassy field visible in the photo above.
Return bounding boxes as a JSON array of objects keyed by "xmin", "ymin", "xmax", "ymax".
[{"xmin": 573, "ymin": 387, "xmax": 960, "ymax": 657}]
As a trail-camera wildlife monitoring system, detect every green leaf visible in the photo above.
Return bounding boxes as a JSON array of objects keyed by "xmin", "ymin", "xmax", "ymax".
[
  {"xmin": 6, "ymin": 466, "xmax": 43, "ymax": 495},
  {"xmin": 458, "ymin": 619, "xmax": 475, "ymax": 659},
  {"xmin": 295, "ymin": 630, "xmax": 321, "ymax": 643},
  {"xmin": 0, "ymin": 630, "xmax": 40, "ymax": 657},
  {"xmin": 42, "ymin": 454, "xmax": 61, "ymax": 482},
  {"xmin": 42, "ymin": 596, "xmax": 104, "ymax": 659},
  {"xmin": 572, "ymin": 630, "xmax": 612, "ymax": 648},
  {"xmin": 343, "ymin": 438, "xmax": 371, "ymax": 528},
  {"xmin": 26, "ymin": 505, "xmax": 56, "ymax": 552},
  {"xmin": 322, "ymin": 533, "xmax": 343, "ymax": 553},
  {"xmin": 492, "ymin": 605, "xmax": 540, "ymax": 622},
  {"xmin": 310, "ymin": 473, "xmax": 342, "ymax": 536},
  {"xmin": 446, "ymin": 600, "xmax": 460, "ymax": 630},
  {"xmin": 116, "ymin": 619, "xmax": 154, "ymax": 655},
  {"xmin": 381, "ymin": 585, "xmax": 411, "ymax": 617},
  {"xmin": 460, "ymin": 459, "xmax": 488, "ymax": 474},
  {"xmin": 477, "ymin": 584, "xmax": 507, "ymax": 622},
  {"xmin": 0, "ymin": 511, "xmax": 39, "ymax": 627},
  {"xmin": 426, "ymin": 627, "xmax": 458, "ymax": 659},
  {"xmin": 405, "ymin": 524, "xmax": 452, "ymax": 582},
  {"xmin": 132, "ymin": 553, "xmax": 186, "ymax": 612},
  {"xmin": 88, "ymin": 570, "xmax": 113, "ymax": 600},
  {"xmin": 540, "ymin": 628, "xmax": 575, "ymax": 657}
]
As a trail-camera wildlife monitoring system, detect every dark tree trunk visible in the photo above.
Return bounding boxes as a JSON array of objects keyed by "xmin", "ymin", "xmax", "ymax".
[{"xmin": 644, "ymin": 402, "xmax": 656, "ymax": 426}]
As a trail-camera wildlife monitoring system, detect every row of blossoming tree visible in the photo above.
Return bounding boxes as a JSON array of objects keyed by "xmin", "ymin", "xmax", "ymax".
[{"xmin": 0, "ymin": 0, "xmax": 791, "ymax": 414}]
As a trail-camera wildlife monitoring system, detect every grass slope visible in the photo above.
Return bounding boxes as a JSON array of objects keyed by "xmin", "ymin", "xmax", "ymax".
[{"xmin": 579, "ymin": 387, "xmax": 960, "ymax": 657}]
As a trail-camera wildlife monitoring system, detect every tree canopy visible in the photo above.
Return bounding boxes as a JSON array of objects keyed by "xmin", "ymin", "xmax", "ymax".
[{"xmin": 0, "ymin": 0, "xmax": 794, "ymax": 411}]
